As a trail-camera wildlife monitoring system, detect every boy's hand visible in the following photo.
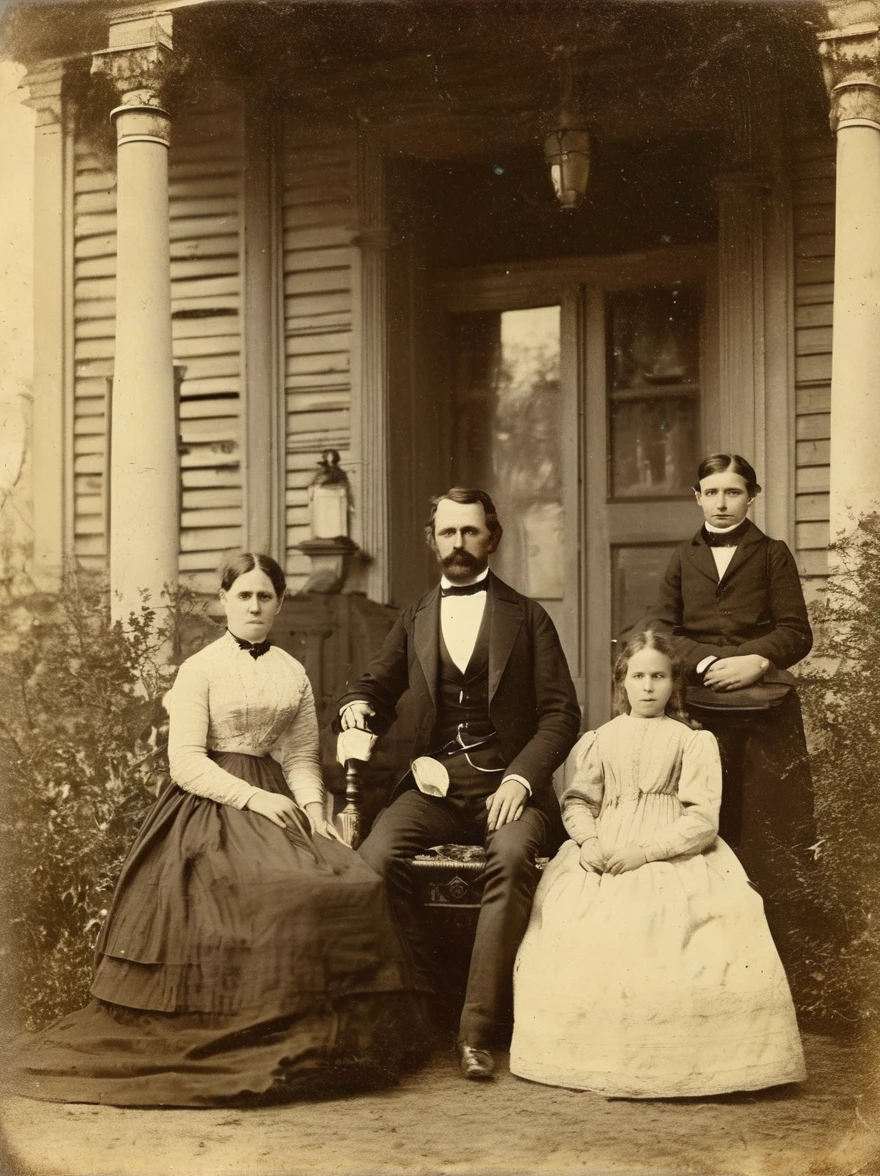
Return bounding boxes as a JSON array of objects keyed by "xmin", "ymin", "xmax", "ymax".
[{"xmin": 703, "ymin": 655, "xmax": 768, "ymax": 691}]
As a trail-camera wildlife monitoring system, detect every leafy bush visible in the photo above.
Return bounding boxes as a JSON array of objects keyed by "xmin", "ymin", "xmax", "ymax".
[
  {"xmin": 800, "ymin": 513, "xmax": 880, "ymax": 1049},
  {"xmin": 0, "ymin": 572, "xmax": 215, "ymax": 1031}
]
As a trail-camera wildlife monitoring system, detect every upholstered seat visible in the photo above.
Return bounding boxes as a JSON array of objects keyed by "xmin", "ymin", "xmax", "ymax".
[{"xmin": 336, "ymin": 759, "xmax": 545, "ymax": 914}]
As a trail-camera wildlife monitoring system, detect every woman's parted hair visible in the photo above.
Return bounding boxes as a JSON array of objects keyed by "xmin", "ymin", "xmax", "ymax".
[
  {"xmin": 219, "ymin": 552, "xmax": 287, "ymax": 599},
  {"xmin": 424, "ymin": 487, "xmax": 503, "ymax": 542},
  {"xmin": 693, "ymin": 453, "xmax": 761, "ymax": 497},
  {"xmin": 612, "ymin": 629, "xmax": 694, "ymax": 726}
]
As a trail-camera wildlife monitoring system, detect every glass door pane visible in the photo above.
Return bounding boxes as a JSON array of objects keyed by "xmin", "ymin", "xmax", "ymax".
[
  {"xmin": 448, "ymin": 305, "xmax": 564, "ymax": 600},
  {"xmin": 607, "ymin": 285, "xmax": 701, "ymax": 499}
]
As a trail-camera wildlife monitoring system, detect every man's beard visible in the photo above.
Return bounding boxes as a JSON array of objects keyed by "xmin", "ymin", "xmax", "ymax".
[{"xmin": 439, "ymin": 550, "xmax": 487, "ymax": 583}]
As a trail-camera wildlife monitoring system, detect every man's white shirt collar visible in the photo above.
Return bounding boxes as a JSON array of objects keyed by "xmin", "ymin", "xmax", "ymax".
[
  {"xmin": 703, "ymin": 523, "xmax": 741, "ymax": 579},
  {"xmin": 439, "ymin": 568, "xmax": 489, "ymax": 674}
]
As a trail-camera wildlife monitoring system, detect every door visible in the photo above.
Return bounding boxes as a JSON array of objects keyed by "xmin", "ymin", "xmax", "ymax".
[{"xmin": 435, "ymin": 246, "xmax": 717, "ymax": 728}]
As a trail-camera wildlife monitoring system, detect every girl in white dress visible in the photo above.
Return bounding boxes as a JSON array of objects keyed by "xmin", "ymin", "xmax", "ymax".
[{"xmin": 510, "ymin": 630, "xmax": 806, "ymax": 1098}]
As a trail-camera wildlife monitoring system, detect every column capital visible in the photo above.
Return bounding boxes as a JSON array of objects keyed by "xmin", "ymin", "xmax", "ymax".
[
  {"xmin": 818, "ymin": 15, "xmax": 880, "ymax": 131},
  {"xmin": 90, "ymin": 12, "xmax": 182, "ymax": 109},
  {"xmin": 21, "ymin": 59, "xmax": 67, "ymax": 128}
]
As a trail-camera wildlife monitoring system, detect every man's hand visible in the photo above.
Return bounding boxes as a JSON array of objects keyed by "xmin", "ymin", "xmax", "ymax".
[
  {"xmin": 605, "ymin": 845, "xmax": 648, "ymax": 875},
  {"xmin": 579, "ymin": 838, "xmax": 606, "ymax": 873},
  {"xmin": 339, "ymin": 700, "xmax": 376, "ymax": 731},
  {"xmin": 485, "ymin": 778, "xmax": 528, "ymax": 832},
  {"xmin": 703, "ymin": 654, "xmax": 768, "ymax": 691}
]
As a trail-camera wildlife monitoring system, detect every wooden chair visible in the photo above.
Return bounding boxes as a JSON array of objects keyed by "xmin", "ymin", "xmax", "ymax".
[{"xmin": 337, "ymin": 759, "xmax": 546, "ymax": 913}]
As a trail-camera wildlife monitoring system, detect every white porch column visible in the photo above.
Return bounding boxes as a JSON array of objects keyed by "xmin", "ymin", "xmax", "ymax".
[
  {"xmin": 819, "ymin": 11, "xmax": 880, "ymax": 534},
  {"xmin": 92, "ymin": 14, "xmax": 178, "ymax": 619}
]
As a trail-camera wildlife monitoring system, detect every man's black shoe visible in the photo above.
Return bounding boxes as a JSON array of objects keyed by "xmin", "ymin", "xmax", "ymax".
[{"xmin": 458, "ymin": 1043, "xmax": 495, "ymax": 1080}]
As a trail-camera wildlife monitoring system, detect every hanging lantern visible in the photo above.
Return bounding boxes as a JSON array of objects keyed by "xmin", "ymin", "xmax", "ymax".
[
  {"xmin": 544, "ymin": 113, "xmax": 591, "ymax": 210},
  {"xmin": 544, "ymin": 49, "xmax": 590, "ymax": 211}
]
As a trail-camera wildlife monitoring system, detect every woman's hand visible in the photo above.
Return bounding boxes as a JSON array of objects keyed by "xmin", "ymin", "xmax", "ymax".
[
  {"xmin": 703, "ymin": 654, "xmax": 769, "ymax": 691},
  {"xmin": 605, "ymin": 845, "xmax": 648, "ymax": 875},
  {"xmin": 245, "ymin": 790, "xmax": 305, "ymax": 830},
  {"xmin": 579, "ymin": 838, "xmax": 606, "ymax": 873},
  {"xmin": 304, "ymin": 801, "xmax": 346, "ymax": 842}
]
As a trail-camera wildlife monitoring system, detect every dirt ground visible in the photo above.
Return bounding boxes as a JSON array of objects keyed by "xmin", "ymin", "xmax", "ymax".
[{"xmin": 1, "ymin": 1033, "xmax": 878, "ymax": 1176}]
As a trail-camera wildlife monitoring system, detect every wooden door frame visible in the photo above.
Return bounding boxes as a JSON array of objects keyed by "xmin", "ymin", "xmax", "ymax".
[{"xmin": 435, "ymin": 244, "xmax": 719, "ymax": 723}]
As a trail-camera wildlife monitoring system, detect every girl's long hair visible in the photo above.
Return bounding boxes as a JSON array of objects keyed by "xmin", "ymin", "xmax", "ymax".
[{"xmin": 612, "ymin": 630, "xmax": 694, "ymax": 727}]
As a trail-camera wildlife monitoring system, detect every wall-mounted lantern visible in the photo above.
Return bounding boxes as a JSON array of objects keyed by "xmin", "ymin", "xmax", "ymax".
[
  {"xmin": 296, "ymin": 450, "xmax": 358, "ymax": 593},
  {"xmin": 544, "ymin": 48, "xmax": 590, "ymax": 211},
  {"xmin": 309, "ymin": 449, "xmax": 350, "ymax": 539}
]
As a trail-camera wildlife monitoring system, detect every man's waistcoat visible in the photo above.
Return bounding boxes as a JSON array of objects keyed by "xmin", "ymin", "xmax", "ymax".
[{"xmin": 428, "ymin": 607, "xmax": 493, "ymax": 747}]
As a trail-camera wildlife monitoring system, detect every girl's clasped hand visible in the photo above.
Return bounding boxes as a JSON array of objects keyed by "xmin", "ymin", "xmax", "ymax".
[{"xmin": 578, "ymin": 838, "xmax": 647, "ymax": 875}]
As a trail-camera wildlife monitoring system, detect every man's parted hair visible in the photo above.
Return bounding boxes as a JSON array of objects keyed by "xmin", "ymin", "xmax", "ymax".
[{"xmin": 424, "ymin": 487, "xmax": 503, "ymax": 541}]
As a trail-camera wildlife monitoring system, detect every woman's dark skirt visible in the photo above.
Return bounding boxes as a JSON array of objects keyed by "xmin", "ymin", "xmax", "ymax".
[{"xmin": 18, "ymin": 753, "xmax": 431, "ymax": 1106}]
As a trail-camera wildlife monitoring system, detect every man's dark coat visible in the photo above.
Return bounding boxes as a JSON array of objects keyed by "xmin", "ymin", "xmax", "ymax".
[{"xmin": 339, "ymin": 572, "xmax": 581, "ymax": 822}]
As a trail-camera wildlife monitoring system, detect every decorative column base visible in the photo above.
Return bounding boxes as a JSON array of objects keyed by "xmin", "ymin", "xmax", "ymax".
[{"xmin": 296, "ymin": 536, "xmax": 359, "ymax": 593}]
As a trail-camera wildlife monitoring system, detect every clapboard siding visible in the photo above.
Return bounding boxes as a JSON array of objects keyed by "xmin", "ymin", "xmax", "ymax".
[
  {"xmin": 71, "ymin": 138, "xmax": 114, "ymax": 569},
  {"xmin": 282, "ymin": 134, "xmax": 355, "ymax": 589},
  {"xmin": 792, "ymin": 131, "xmax": 834, "ymax": 586},
  {"xmin": 172, "ymin": 105, "xmax": 244, "ymax": 595},
  {"xmin": 70, "ymin": 103, "xmax": 245, "ymax": 591}
]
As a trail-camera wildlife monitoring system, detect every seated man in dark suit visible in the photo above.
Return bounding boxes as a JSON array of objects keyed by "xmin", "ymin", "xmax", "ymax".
[{"xmin": 337, "ymin": 487, "xmax": 580, "ymax": 1080}]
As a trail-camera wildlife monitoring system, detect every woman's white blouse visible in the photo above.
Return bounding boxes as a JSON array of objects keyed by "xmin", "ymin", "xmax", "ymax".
[{"xmin": 164, "ymin": 631, "xmax": 325, "ymax": 810}]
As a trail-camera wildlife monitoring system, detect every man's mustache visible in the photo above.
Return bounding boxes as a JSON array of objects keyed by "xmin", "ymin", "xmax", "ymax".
[{"xmin": 441, "ymin": 551, "xmax": 481, "ymax": 570}]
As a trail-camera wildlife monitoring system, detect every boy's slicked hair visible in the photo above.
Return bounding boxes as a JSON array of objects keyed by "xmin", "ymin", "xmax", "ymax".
[{"xmin": 693, "ymin": 453, "xmax": 761, "ymax": 497}]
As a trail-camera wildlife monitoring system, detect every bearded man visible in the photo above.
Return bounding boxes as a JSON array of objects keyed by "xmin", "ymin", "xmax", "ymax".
[{"xmin": 337, "ymin": 487, "xmax": 580, "ymax": 1080}]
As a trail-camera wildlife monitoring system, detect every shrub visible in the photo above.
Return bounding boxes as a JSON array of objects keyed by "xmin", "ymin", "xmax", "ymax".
[
  {"xmin": 799, "ymin": 513, "xmax": 880, "ymax": 1050},
  {"xmin": 0, "ymin": 572, "xmax": 215, "ymax": 1031}
]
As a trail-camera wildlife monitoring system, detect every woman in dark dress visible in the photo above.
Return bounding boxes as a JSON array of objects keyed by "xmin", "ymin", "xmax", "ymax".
[
  {"xmin": 19, "ymin": 553, "xmax": 429, "ymax": 1106},
  {"xmin": 649, "ymin": 454, "xmax": 824, "ymax": 1007}
]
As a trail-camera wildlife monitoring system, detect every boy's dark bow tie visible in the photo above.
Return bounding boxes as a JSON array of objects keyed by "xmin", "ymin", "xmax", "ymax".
[
  {"xmin": 228, "ymin": 630, "xmax": 272, "ymax": 659},
  {"xmin": 440, "ymin": 581, "xmax": 488, "ymax": 598},
  {"xmin": 702, "ymin": 520, "xmax": 749, "ymax": 548}
]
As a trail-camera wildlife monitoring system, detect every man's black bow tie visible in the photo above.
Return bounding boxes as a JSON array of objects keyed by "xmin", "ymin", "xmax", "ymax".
[
  {"xmin": 440, "ymin": 581, "xmax": 488, "ymax": 598},
  {"xmin": 228, "ymin": 630, "xmax": 272, "ymax": 659},
  {"xmin": 702, "ymin": 520, "xmax": 750, "ymax": 548}
]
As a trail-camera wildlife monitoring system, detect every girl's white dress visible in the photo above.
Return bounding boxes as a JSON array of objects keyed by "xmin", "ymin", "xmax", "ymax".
[{"xmin": 510, "ymin": 713, "xmax": 806, "ymax": 1097}]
